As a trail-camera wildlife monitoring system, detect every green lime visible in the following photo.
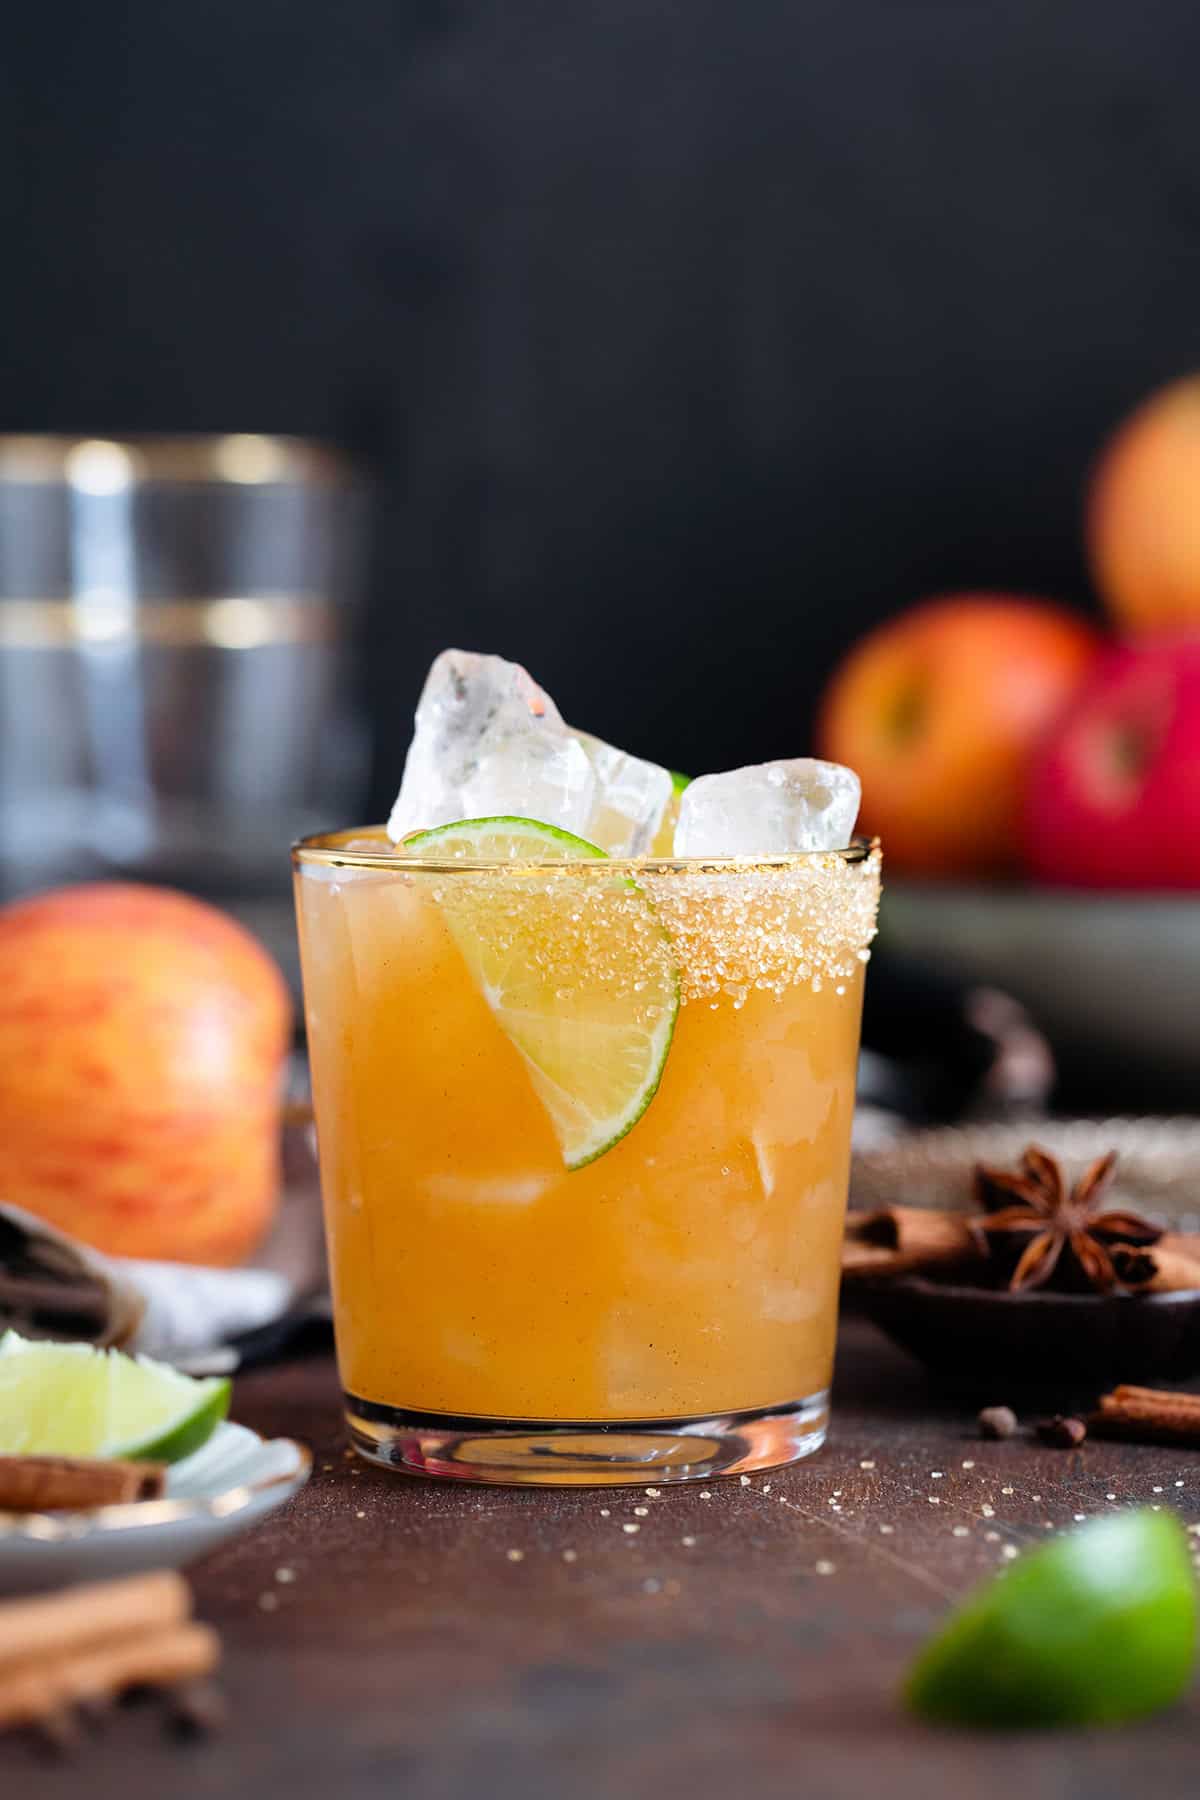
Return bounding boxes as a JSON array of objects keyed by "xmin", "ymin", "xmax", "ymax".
[
  {"xmin": 404, "ymin": 815, "xmax": 609, "ymax": 864},
  {"xmin": 650, "ymin": 775, "xmax": 690, "ymax": 856},
  {"xmin": 905, "ymin": 1509, "xmax": 1197, "ymax": 1727},
  {"xmin": 406, "ymin": 816, "xmax": 679, "ymax": 1169},
  {"xmin": 0, "ymin": 1331, "xmax": 230, "ymax": 1465}
]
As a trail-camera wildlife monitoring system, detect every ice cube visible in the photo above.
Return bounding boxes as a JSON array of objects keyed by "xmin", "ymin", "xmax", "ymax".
[
  {"xmin": 387, "ymin": 650, "xmax": 595, "ymax": 841},
  {"xmin": 574, "ymin": 732, "xmax": 673, "ymax": 857},
  {"xmin": 673, "ymin": 759, "xmax": 861, "ymax": 856}
]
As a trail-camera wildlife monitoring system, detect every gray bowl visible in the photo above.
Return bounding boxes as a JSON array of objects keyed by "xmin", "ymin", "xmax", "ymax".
[{"xmin": 881, "ymin": 881, "xmax": 1200, "ymax": 1095}]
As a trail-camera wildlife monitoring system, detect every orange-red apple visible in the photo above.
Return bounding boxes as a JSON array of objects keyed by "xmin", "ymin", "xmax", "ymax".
[
  {"xmin": 0, "ymin": 883, "xmax": 291, "ymax": 1264},
  {"xmin": 817, "ymin": 595, "xmax": 1101, "ymax": 877},
  {"xmin": 1088, "ymin": 374, "xmax": 1200, "ymax": 633},
  {"xmin": 1025, "ymin": 637, "xmax": 1200, "ymax": 889}
]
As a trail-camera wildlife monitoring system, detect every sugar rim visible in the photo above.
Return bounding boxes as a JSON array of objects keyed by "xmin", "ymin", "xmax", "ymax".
[{"xmin": 292, "ymin": 828, "xmax": 880, "ymax": 876}]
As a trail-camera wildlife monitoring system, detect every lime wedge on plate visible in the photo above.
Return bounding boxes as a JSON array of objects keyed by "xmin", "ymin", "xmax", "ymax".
[
  {"xmin": 406, "ymin": 816, "xmax": 679, "ymax": 1169},
  {"xmin": 0, "ymin": 1331, "xmax": 230, "ymax": 1464},
  {"xmin": 906, "ymin": 1509, "xmax": 1197, "ymax": 1726}
]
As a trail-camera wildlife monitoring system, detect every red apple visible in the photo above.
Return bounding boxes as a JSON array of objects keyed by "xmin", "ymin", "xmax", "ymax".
[
  {"xmin": 0, "ymin": 883, "xmax": 292, "ymax": 1263},
  {"xmin": 1025, "ymin": 637, "xmax": 1200, "ymax": 888},
  {"xmin": 817, "ymin": 594, "xmax": 1101, "ymax": 877}
]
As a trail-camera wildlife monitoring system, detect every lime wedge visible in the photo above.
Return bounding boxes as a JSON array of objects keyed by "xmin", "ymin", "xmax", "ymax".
[
  {"xmin": 406, "ymin": 816, "xmax": 679, "ymax": 1168},
  {"xmin": 905, "ymin": 1509, "xmax": 1197, "ymax": 1727},
  {"xmin": 404, "ymin": 815, "xmax": 609, "ymax": 864},
  {"xmin": 650, "ymin": 773, "xmax": 690, "ymax": 857},
  {"xmin": 0, "ymin": 1331, "xmax": 230, "ymax": 1464}
]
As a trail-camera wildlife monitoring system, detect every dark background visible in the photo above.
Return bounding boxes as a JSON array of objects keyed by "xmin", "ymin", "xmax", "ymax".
[{"xmin": 4, "ymin": 1, "xmax": 1200, "ymax": 814}]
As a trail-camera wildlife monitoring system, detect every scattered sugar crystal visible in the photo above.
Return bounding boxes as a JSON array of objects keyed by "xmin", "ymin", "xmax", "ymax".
[
  {"xmin": 506, "ymin": 1548, "xmax": 525, "ymax": 1562},
  {"xmin": 674, "ymin": 759, "xmax": 860, "ymax": 857},
  {"xmin": 815, "ymin": 1560, "xmax": 836, "ymax": 1576}
]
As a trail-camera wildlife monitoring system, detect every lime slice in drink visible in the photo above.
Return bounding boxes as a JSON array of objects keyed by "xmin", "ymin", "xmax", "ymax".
[
  {"xmin": 0, "ymin": 1331, "xmax": 231, "ymax": 1464},
  {"xmin": 650, "ymin": 772, "xmax": 690, "ymax": 857},
  {"xmin": 406, "ymin": 816, "xmax": 679, "ymax": 1169},
  {"xmin": 905, "ymin": 1509, "xmax": 1197, "ymax": 1727}
]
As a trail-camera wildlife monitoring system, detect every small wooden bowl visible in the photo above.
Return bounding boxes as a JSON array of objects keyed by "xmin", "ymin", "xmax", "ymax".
[
  {"xmin": 848, "ymin": 1278, "xmax": 1200, "ymax": 1399},
  {"xmin": 847, "ymin": 1118, "xmax": 1200, "ymax": 1398}
]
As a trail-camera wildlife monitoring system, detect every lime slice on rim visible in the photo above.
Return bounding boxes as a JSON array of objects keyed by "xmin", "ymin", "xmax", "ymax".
[
  {"xmin": 0, "ymin": 1331, "xmax": 231, "ymax": 1464},
  {"xmin": 405, "ymin": 816, "xmax": 680, "ymax": 1169},
  {"xmin": 905, "ymin": 1509, "xmax": 1197, "ymax": 1727}
]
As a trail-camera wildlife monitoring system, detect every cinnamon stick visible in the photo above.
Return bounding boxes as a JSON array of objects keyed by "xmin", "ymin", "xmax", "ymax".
[
  {"xmin": 843, "ymin": 1205, "xmax": 979, "ymax": 1278},
  {"xmin": 0, "ymin": 1571, "xmax": 189, "ymax": 1671},
  {"xmin": 1089, "ymin": 1385, "xmax": 1200, "ymax": 1445},
  {"xmin": 1112, "ymin": 1239, "xmax": 1200, "ymax": 1294},
  {"xmin": 0, "ymin": 1623, "xmax": 219, "ymax": 1729},
  {"xmin": 0, "ymin": 1457, "xmax": 166, "ymax": 1512}
]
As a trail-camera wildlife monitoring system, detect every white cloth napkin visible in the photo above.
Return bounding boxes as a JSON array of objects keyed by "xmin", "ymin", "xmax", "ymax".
[
  {"xmin": 104, "ymin": 1255, "xmax": 293, "ymax": 1361},
  {"xmin": 0, "ymin": 1203, "xmax": 296, "ymax": 1365}
]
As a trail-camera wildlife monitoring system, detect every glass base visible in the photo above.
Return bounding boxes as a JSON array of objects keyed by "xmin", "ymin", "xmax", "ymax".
[{"xmin": 344, "ymin": 1390, "xmax": 829, "ymax": 1486}]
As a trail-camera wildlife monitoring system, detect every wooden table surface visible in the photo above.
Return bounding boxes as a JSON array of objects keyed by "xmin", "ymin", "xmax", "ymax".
[{"xmin": 8, "ymin": 1319, "xmax": 1200, "ymax": 1798}]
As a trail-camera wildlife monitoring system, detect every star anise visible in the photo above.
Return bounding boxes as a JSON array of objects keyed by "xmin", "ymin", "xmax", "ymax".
[{"xmin": 970, "ymin": 1145, "xmax": 1161, "ymax": 1294}]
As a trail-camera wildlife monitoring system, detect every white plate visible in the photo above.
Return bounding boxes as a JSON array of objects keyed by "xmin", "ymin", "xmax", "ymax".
[{"xmin": 0, "ymin": 1421, "xmax": 311, "ymax": 1594}]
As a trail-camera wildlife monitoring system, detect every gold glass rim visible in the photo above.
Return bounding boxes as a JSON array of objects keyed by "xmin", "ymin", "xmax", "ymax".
[
  {"xmin": 293, "ymin": 826, "xmax": 880, "ymax": 877},
  {"xmin": 0, "ymin": 433, "xmax": 353, "ymax": 487}
]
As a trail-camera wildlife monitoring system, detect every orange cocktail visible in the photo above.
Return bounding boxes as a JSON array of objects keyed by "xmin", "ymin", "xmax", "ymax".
[{"xmin": 295, "ymin": 825, "xmax": 880, "ymax": 1485}]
